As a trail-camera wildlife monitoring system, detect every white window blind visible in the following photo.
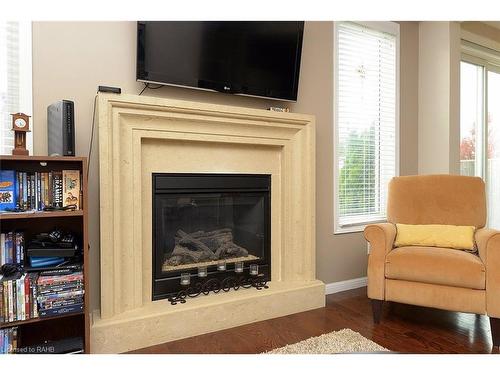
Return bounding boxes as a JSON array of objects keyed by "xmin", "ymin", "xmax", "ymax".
[
  {"xmin": 334, "ymin": 22, "xmax": 398, "ymax": 232},
  {"xmin": 0, "ymin": 21, "xmax": 32, "ymax": 155}
]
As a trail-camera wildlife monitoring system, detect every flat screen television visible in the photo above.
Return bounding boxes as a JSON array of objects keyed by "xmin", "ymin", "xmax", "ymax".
[{"xmin": 136, "ymin": 21, "xmax": 305, "ymax": 101}]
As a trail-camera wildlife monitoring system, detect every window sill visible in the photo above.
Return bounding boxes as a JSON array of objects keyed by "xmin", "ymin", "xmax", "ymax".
[
  {"xmin": 334, "ymin": 219, "xmax": 387, "ymax": 235},
  {"xmin": 334, "ymin": 225, "xmax": 366, "ymax": 235}
]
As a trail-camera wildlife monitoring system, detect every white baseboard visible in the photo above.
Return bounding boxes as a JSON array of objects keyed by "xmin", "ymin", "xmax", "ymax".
[{"xmin": 325, "ymin": 277, "xmax": 368, "ymax": 295}]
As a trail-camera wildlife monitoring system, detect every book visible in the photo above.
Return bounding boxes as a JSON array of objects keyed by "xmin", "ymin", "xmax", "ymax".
[
  {"xmin": 0, "ymin": 233, "xmax": 5, "ymax": 265},
  {"xmin": 8, "ymin": 280, "xmax": 13, "ymax": 322},
  {"xmin": 0, "ymin": 273, "xmax": 40, "ymax": 323},
  {"xmin": 62, "ymin": 170, "xmax": 80, "ymax": 209},
  {"xmin": 22, "ymin": 172, "xmax": 28, "ymax": 210},
  {"xmin": 38, "ymin": 303, "xmax": 83, "ymax": 318},
  {"xmin": 35, "ymin": 270, "xmax": 84, "ymax": 319},
  {"xmin": 0, "ymin": 278, "xmax": 3, "ymax": 323},
  {"xmin": 37, "ymin": 271, "xmax": 83, "ymax": 286},
  {"xmin": 48, "ymin": 172, "xmax": 53, "ymax": 208},
  {"xmin": 17, "ymin": 172, "xmax": 22, "ymax": 209},
  {"xmin": 0, "ymin": 327, "xmax": 19, "ymax": 354},
  {"xmin": 2, "ymin": 280, "xmax": 7, "ymax": 322},
  {"xmin": 16, "ymin": 277, "xmax": 24, "ymax": 321},
  {"xmin": 26, "ymin": 172, "xmax": 31, "ymax": 209},
  {"xmin": 52, "ymin": 171, "xmax": 63, "ymax": 208},
  {"xmin": 29, "ymin": 172, "xmax": 35, "ymax": 209},
  {"xmin": 37, "ymin": 289, "xmax": 84, "ymax": 303},
  {"xmin": 6, "ymin": 232, "xmax": 13, "ymax": 264},
  {"xmin": 24, "ymin": 274, "xmax": 30, "ymax": 320},
  {"xmin": 15, "ymin": 232, "xmax": 19, "ymax": 263},
  {"xmin": 41, "ymin": 172, "xmax": 49, "ymax": 209},
  {"xmin": 1, "ymin": 232, "xmax": 24, "ymax": 266},
  {"xmin": 41, "ymin": 297, "xmax": 84, "ymax": 309},
  {"xmin": 29, "ymin": 273, "xmax": 39, "ymax": 318},
  {"xmin": 37, "ymin": 281, "xmax": 83, "ymax": 294},
  {"xmin": 1, "ymin": 169, "xmax": 81, "ymax": 212},
  {"xmin": 17, "ymin": 232, "xmax": 24, "ymax": 263},
  {"xmin": 29, "ymin": 256, "xmax": 66, "ymax": 268},
  {"xmin": 0, "ymin": 170, "xmax": 17, "ymax": 211},
  {"xmin": 36, "ymin": 172, "xmax": 41, "ymax": 210}
]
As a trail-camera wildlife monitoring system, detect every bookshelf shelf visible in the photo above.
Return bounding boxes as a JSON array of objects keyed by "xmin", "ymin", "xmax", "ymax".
[
  {"xmin": 0, "ymin": 155, "xmax": 86, "ymax": 162},
  {"xmin": 0, "ymin": 210, "xmax": 84, "ymax": 220},
  {"xmin": 0, "ymin": 312, "xmax": 84, "ymax": 329},
  {"xmin": 0, "ymin": 155, "xmax": 89, "ymax": 353}
]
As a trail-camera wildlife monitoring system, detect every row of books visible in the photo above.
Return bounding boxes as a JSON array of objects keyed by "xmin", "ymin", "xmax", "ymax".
[
  {"xmin": 0, "ymin": 271, "xmax": 85, "ymax": 323},
  {"xmin": 0, "ymin": 273, "xmax": 39, "ymax": 323},
  {"xmin": 0, "ymin": 169, "xmax": 81, "ymax": 212},
  {"xmin": 0, "ymin": 327, "xmax": 18, "ymax": 354},
  {"xmin": 0, "ymin": 232, "xmax": 25, "ymax": 266},
  {"xmin": 37, "ymin": 271, "xmax": 84, "ymax": 318}
]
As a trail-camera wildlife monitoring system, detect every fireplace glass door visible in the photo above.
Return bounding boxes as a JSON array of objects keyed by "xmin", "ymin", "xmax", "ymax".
[{"xmin": 152, "ymin": 173, "xmax": 271, "ymax": 300}]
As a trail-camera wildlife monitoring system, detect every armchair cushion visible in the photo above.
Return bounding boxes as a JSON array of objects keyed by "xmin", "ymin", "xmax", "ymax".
[
  {"xmin": 385, "ymin": 246, "xmax": 485, "ymax": 290},
  {"xmin": 387, "ymin": 175, "xmax": 486, "ymax": 228},
  {"xmin": 394, "ymin": 224, "xmax": 476, "ymax": 251}
]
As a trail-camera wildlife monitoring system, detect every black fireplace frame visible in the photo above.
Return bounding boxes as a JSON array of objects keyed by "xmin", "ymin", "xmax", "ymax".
[{"xmin": 152, "ymin": 173, "xmax": 271, "ymax": 301}]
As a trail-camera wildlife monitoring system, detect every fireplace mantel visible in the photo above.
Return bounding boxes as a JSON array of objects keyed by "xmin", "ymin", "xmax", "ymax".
[{"xmin": 92, "ymin": 93, "xmax": 324, "ymax": 353}]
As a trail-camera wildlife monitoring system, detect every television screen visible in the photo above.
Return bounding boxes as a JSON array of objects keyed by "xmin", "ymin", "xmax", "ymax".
[{"xmin": 137, "ymin": 21, "xmax": 304, "ymax": 101}]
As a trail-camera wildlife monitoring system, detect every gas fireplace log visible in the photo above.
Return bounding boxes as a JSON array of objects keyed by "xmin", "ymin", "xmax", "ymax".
[
  {"xmin": 166, "ymin": 245, "xmax": 217, "ymax": 266},
  {"xmin": 215, "ymin": 242, "xmax": 249, "ymax": 259},
  {"xmin": 196, "ymin": 232, "xmax": 233, "ymax": 251},
  {"xmin": 188, "ymin": 228, "xmax": 232, "ymax": 239},
  {"xmin": 176, "ymin": 229, "xmax": 234, "ymax": 252},
  {"xmin": 183, "ymin": 229, "xmax": 233, "ymax": 251},
  {"xmin": 176, "ymin": 230, "xmax": 213, "ymax": 253},
  {"xmin": 166, "ymin": 228, "xmax": 251, "ymax": 266}
]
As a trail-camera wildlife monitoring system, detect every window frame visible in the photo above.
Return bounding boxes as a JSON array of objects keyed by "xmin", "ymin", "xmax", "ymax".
[
  {"xmin": 460, "ymin": 40, "xmax": 500, "ymax": 229},
  {"xmin": 0, "ymin": 21, "xmax": 33, "ymax": 155},
  {"xmin": 333, "ymin": 21, "xmax": 401, "ymax": 234}
]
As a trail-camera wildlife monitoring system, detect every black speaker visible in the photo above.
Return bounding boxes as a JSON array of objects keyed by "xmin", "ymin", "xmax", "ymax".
[{"xmin": 47, "ymin": 100, "xmax": 75, "ymax": 156}]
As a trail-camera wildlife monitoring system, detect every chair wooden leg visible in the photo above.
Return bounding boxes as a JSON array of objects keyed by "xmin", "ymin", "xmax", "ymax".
[
  {"xmin": 371, "ymin": 299, "xmax": 383, "ymax": 324},
  {"xmin": 491, "ymin": 317, "xmax": 500, "ymax": 348}
]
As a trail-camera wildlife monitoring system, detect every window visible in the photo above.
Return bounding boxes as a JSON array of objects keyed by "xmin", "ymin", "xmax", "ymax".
[
  {"xmin": 460, "ymin": 41, "xmax": 500, "ymax": 229},
  {"xmin": 0, "ymin": 21, "xmax": 32, "ymax": 155},
  {"xmin": 334, "ymin": 22, "xmax": 399, "ymax": 234}
]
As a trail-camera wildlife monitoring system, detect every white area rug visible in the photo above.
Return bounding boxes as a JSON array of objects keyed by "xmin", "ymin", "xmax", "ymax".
[{"xmin": 266, "ymin": 328, "xmax": 388, "ymax": 354}]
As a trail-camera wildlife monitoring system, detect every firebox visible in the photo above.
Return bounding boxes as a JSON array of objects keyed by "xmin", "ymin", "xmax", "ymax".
[{"xmin": 152, "ymin": 173, "xmax": 271, "ymax": 300}]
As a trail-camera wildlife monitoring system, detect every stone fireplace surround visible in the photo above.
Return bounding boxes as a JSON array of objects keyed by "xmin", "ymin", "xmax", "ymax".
[{"xmin": 91, "ymin": 93, "xmax": 325, "ymax": 353}]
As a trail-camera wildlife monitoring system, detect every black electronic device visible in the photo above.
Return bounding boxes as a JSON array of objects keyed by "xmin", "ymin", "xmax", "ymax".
[
  {"xmin": 98, "ymin": 85, "xmax": 121, "ymax": 94},
  {"xmin": 27, "ymin": 246, "xmax": 78, "ymax": 258},
  {"xmin": 47, "ymin": 100, "xmax": 75, "ymax": 156},
  {"xmin": 27, "ymin": 229, "xmax": 81, "ymax": 259},
  {"xmin": 19, "ymin": 336, "xmax": 84, "ymax": 354},
  {"xmin": 137, "ymin": 21, "xmax": 304, "ymax": 101}
]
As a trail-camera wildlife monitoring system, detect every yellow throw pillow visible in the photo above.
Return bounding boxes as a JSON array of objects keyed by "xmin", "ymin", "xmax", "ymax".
[{"xmin": 394, "ymin": 224, "xmax": 476, "ymax": 251}]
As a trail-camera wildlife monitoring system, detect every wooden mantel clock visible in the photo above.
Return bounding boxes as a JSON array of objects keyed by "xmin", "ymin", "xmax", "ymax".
[{"xmin": 11, "ymin": 112, "xmax": 31, "ymax": 155}]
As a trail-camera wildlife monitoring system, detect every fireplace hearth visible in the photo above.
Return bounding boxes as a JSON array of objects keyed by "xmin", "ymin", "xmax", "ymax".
[{"xmin": 152, "ymin": 173, "xmax": 271, "ymax": 301}]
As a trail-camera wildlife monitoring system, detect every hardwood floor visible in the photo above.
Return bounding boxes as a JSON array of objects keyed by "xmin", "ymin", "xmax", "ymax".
[{"xmin": 129, "ymin": 287, "xmax": 499, "ymax": 354}]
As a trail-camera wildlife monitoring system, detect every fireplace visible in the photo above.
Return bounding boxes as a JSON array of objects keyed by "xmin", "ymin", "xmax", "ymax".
[
  {"xmin": 94, "ymin": 94, "xmax": 321, "ymax": 353},
  {"xmin": 152, "ymin": 173, "xmax": 271, "ymax": 300}
]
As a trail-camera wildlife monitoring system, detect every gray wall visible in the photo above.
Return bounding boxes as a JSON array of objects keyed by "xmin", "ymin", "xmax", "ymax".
[{"xmin": 31, "ymin": 21, "xmax": 419, "ymax": 313}]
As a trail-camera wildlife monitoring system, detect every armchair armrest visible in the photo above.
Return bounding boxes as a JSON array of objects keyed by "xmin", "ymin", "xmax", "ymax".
[
  {"xmin": 475, "ymin": 228, "xmax": 500, "ymax": 317},
  {"xmin": 364, "ymin": 223, "xmax": 397, "ymax": 300}
]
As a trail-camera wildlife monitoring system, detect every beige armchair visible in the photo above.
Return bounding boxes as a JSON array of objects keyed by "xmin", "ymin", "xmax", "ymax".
[{"xmin": 364, "ymin": 175, "xmax": 500, "ymax": 347}]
